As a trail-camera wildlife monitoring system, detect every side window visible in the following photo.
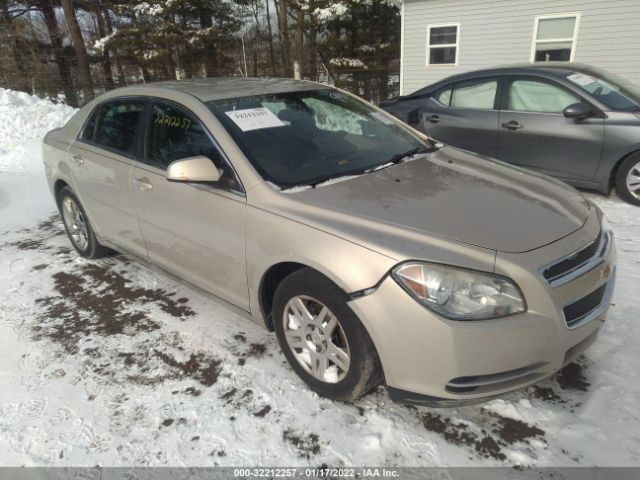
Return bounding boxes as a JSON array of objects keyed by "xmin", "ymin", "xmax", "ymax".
[
  {"xmin": 450, "ymin": 79, "xmax": 497, "ymax": 109},
  {"xmin": 508, "ymin": 79, "xmax": 580, "ymax": 113},
  {"xmin": 79, "ymin": 107, "xmax": 99, "ymax": 142},
  {"xmin": 94, "ymin": 99, "xmax": 145, "ymax": 155},
  {"xmin": 435, "ymin": 87, "xmax": 452, "ymax": 106},
  {"xmin": 147, "ymin": 102, "xmax": 224, "ymax": 169}
]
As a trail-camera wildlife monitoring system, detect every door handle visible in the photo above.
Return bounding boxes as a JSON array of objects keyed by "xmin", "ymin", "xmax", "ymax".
[
  {"xmin": 426, "ymin": 115, "xmax": 442, "ymax": 124},
  {"xmin": 134, "ymin": 177, "xmax": 153, "ymax": 192},
  {"xmin": 72, "ymin": 154, "xmax": 84, "ymax": 166},
  {"xmin": 501, "ymin": 121, "xmax": 523, "ymax": 130}
]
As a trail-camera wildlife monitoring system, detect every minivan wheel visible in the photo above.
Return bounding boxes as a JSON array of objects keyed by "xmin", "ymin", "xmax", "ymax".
[
  {"xmin": 615, "ymin": 154, "xmax": 640, "ymax": 206},
  {"xmin": 273, "ymin": 268, "xmax": 383, "ymax": 401},
  {"xmin": 57, "ymin": 186, "xmax": 109, "ymax": 258}
]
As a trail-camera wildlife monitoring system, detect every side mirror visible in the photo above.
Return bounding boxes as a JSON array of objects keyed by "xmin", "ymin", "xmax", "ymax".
[
  {"xmin": 167, "ymin": 156, "xmax": 221, "ymax": 183},
  {"xmin": 563, "ymin": 102, "xmax": 592, "ymax": 120},
  {"xmin": 407, "ymin": 108, "xmax": 422, "ymax": 125}
]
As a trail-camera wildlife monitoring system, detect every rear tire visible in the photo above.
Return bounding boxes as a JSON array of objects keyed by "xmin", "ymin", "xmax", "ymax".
[
  {"xmin": 615, "ymin": 153, "xmax": 640, "ymax": 206},
  {"xmin": 56, "ymin": 186, "xmax": 110, "ymax": 259},
  {"xmin": 273, "ymin": 268, "xmax": 383, "ymax": 401}
]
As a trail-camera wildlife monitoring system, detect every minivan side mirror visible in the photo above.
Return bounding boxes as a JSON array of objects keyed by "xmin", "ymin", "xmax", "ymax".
[
  {"xmin": 563, "ymin": 102, "xmax": 592, "ymax": 120},
  {"xmin": 166, "ymin": 156, "xmax": 221, "ymax": 183}
]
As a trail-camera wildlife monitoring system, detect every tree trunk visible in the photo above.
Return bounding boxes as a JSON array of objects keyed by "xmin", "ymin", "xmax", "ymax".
[
  {"xmin": 198, "ymin": 7, "xmax": 218, "ymax": 77},
  {"xmin": 308, "ymin": 20, "xmax": 317, "ymax": 82},
  {"xmin": 60, "ymin": 0, "xmax": 94, "ymax": 103},
  {"xmin": 0, "ymin": 1, "xmax": 30, "ymax": 92},
  {"xmin": 293, "ymin": 7, "xmax": 304, "ymax": 79},
  {"xmin": 264, "ymin": 0, "xmax": 276, "ymax": 75},
  {"xmin": 277, "ymin": 0, "xmax": 290, "ymax": 76},
  {"xmin": 93, "ymin": 3, "xmax": 114, "ymax": 90},
  {"xmin": 251, "ymin": 0, "xmax": 260, "ymax": 76},
  {"xmin": 102, "ymin": 8, "xmax": 125, "ymax": 85},
  {"xmin": 39, "ymin": 0, "xmax": 78, "ymax": 106}
]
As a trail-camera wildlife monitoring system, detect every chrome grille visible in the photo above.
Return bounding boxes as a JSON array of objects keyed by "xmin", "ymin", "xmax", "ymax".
[{"xmin": 542, "ymin": 230, "xmax": 609, "ymax": 287}]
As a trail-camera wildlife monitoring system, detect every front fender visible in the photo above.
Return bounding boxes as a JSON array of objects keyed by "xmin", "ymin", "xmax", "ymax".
[{"xmin": 245, "ymin": 204, "xmax": 397, "ymax": 322}]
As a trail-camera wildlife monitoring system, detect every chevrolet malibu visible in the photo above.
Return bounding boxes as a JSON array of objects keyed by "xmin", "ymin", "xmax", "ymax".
[{"xmin": 43, "ymin": 78, "xmax": 616, "ymax": 406}]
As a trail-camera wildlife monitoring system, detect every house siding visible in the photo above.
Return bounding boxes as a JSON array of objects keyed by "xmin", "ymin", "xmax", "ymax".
[{"xmin": 401, "ymin": 0, "xmax": 640, "ymax": 95}]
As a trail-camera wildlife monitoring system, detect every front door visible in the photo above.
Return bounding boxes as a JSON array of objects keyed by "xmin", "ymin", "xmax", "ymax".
[
  {"xmin": 131, "ymin": 100, "xmax": 249, "ymax": 310},
  {"xmin": 68, "ymin": 98, "xmax": 147, "ymax": 257},
  {"xmin": 420, "ymin": 76, "xmax": 501, "ymax": 157},
  {"xmin": 497, "ymin": 76, "xmax": 604, "ymax": 181}
]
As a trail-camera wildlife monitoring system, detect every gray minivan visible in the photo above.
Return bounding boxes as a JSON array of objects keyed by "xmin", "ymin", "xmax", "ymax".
[{"xmin": 382, "ymin": 63, "xmax": 640, "ymax": 206}]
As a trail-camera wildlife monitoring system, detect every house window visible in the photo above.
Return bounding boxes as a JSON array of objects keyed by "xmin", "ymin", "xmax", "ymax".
[
  {"xmin": 532, "ymin": 13, "xmax": 580, "ymax": 62},
  {"xmin": 426, "ymin": 24, "xmax": 459, "ymax": 66}
]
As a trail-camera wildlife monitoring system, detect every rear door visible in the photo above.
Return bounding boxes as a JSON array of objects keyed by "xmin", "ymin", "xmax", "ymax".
[
  {"xmin": 496, "ymin": 76, "xmax": 604, "ymax": 180},
  {"xmin": 130, "ymin": 100, "xmax": 249, "ymax": 310},
  {"xmin": 68, "ymin": 98, "xmax": 147, "ymax": 257},
  {"xmin": 419, "ymin": 76, "xmax": 501, "ymax": 157}
]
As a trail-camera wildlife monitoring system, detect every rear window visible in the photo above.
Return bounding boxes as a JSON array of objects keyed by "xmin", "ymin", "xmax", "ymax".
[{"xmin": 433, "ymin": 78, "xmax": 498, "ymax": 110}]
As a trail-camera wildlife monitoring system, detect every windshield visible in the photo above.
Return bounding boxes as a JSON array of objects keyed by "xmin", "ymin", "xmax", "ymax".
[
  {"xmin": 207, "ymin": 89, "xmax": 435, "ymax": 189},
  {"xmin": 564, "ymin": 70, "xmax": 640, "ymax": 111}
]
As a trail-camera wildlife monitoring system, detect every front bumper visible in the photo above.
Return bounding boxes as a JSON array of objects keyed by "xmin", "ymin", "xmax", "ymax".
[{"xmin": 347, "ymin": 212, "xmax": 616, "ymax": 406}]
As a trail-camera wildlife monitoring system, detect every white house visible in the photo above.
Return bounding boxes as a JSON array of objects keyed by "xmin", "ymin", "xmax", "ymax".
[{"xmin": 399, "ymin": 0, "xmax": 640, "ymax": 95}]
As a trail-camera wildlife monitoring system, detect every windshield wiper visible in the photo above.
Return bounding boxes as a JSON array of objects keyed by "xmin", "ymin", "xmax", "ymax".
[
  {"xmin": 281, "ymin": 144, "xmax": 436, "ymax": 191},
  {"xmin": 387, "ymin": 145, "xmax": 433, "ymax": 165}
]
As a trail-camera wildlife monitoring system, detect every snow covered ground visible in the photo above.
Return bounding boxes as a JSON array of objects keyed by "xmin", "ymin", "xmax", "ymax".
[{"xmin": 0, "ymin": 88, "xmax": 639, "ymax": 467}]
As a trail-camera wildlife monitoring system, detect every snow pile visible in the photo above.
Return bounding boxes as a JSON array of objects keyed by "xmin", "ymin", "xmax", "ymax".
[
  {"xmin": 329, "ymin": 57, "xmax": 367, "ymax": 69},
  {"xmin": 93, "ymin": 29, "xmax": 119, "ymax": 52},
  {"xmin": 0, "ymin": 88, "xmax": 76, "ymax": 175},
  {"xmin": 314, "ymin": 3, "xmax": 349, "ymax": 21}
]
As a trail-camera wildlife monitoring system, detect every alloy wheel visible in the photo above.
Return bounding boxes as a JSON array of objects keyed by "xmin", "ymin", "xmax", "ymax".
[
  {"xmin": 282, "ymin": 295, "xmax": 351, "ymax": 383},
  {"xmin": 626, "ymin": 161, "xmax": 640, "ymax": 200},
  {"xmin": 61, "ymin": 196, "xmax": 89, "ymax": 251}
]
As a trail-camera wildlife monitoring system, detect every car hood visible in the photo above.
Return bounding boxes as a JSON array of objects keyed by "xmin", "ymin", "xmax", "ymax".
[{"xmin": 284, "ymin": 147, "xmax": 591, "ymax": 254}]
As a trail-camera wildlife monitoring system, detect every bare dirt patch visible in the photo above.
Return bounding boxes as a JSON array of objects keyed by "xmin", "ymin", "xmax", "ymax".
[
  {"xmin": 33, "ymin": 263, "xmax": 195, "ymax": 353},
  {"xmin": 153, "ymin": 350, "xmax": 221, "ymax": 387},
  {"xmin": 283, "ymin": 429, "xmax": 321, "ymax": 459},
  {"xmin": 419, "ymin": 412, "xmax": 506, "ymax": 461},
  {"xmin": 555, "ymin": 362, "xmax": 591, "ymax": 392},
  {"xmin": 419, "ymin": 410, "xmax": 546, "ymax": 461},
  {"xmin": 254, "ymin": 405, "xmax": 272, "ymax": 417},
  {"xmin": 530, "ymin": 385, "xmax": 565, "ymax": 403},
  {"xmin": 234, "ymin": 341, "xmax": 269, "ymax": 366},
  {"xmin": 4, "ymin": 215, "xmax": 66, "ymax": 251},
  {"xmin": 488, "ymin": 413, "xmax": 545, "ymax": 444}
]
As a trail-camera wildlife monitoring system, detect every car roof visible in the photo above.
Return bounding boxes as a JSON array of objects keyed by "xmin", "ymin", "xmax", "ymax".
[
  {"xmin": 407, "ymin": 62, "xmax": 597, "ymax": 96},
  {"xmin": 118, "ymin": 77, "xmax": 327, "ymax": 102}
]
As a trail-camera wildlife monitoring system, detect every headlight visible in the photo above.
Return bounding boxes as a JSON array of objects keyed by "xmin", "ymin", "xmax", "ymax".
[{"xmin": 392, "ymin": 262, "xmax": 526, "ymax": 320}]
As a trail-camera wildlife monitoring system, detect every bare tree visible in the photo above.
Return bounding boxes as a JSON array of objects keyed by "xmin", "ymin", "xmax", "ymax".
[
  {"xmin": 60, "ymin": 0, "xmax": 94, "ymax": 101},
  {"xmin": 92, "ymin": 2, "xmax": 114, "ymax": 89},
  {"xmin": 38, "ymin": 0, "xmax": 77, "ymax": 105},
  {"xmin": 277, "ymin": 0, "xmax": 290, "ymax": 75},
  {"xmin": 264, "ymin": 0, "xmax": 276, "ymax": 75}
]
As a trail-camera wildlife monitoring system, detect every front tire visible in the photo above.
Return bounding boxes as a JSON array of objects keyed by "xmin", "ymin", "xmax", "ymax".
[
  {"xmin": 615, "ymin": 154, "xmax": 640, "ymax": 206},
  {"xmin": 273, "ymin": 268, "xmax": 383, "ymax": 401},
  {"xmin": 57, "ymin": 186, "xmax": 109, "ymax": 259}
]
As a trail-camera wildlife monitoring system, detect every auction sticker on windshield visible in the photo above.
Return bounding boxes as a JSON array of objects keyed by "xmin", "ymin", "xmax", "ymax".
[
  {"xmin": 567, "ymin": 72, "xmax": 597, "ymax": 86},
  {"xmin": 226, "ymin": 107, "xmax": 285, "ymax": 132}
]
